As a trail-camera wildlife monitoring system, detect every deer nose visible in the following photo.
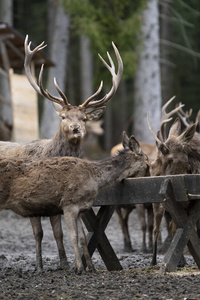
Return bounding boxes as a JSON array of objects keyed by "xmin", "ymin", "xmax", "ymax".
[{"xmin": 70, "ymin": 124, "xmax": 80, "ymax": 132}]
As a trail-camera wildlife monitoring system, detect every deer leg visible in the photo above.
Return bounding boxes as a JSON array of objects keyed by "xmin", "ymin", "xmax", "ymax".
[
  {"xmin": 151, "ymin": 203, "xmax": 164, "ymax": 266},
  {"xmin": 116, "ymin": 206, "xmax": 134, "ymax": 252},
  {"xmin": 77, "ymin": 217, "xmax": 95, "ymax": 272},
  {"xmin": 63, "ymin": 208, "xmax": 83, "ymax": 274},
  {"xmin": 136, "ymin": 204, "xmax": 147, "ymax": 253},
  {"xmin": 49, "ymin": 215, "xmax": 69, "ymax": 269},
  {"xmin": 147, "ymin": 205, "xmax": 153, "ymax": 252},
  {"xmin": 30, "ymin": 217, "xmax": 43, "ymax": 272}
]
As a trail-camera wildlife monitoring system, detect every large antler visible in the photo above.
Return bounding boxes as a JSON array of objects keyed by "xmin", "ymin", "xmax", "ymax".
[
  {"xmin": 24, "ymin": 35, "xmax": 68, "ymax": 106},
  {"xmin": 80, "ymin": 42, "xmax": 123, "ymax": 109},
  {"xmin": 25, "ymin": 36, "xmax": 123, "ymax": 110}
]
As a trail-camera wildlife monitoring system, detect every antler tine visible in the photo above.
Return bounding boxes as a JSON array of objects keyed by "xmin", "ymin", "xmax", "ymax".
[
  {"xmin": 24, "ymin": 35, "xmax": 65, "ymax": 107},
  {"xmin": 147, "ymin": 114, "xmax": 162, "ymax": 145},
  {"xmin": 80, "ymin": 81, "xmax": 104, "ymax": 108},
  {"xmin": 161, "ymin": 96, "xmax": 184, "ymax": 122},
  {"xmin": 38, "ymin": 65, "xmax": 64, "ymax": 105},
  {"xmin": 81, "ymin": 42, "xmax": 123, "ymax": 109},
  {"xmin": 53, "ymin": 78, "xmax": 69, "ymax": 105},
  {"xmin": 24, "ymin": 35, "xmax": 47, "ymax": 95},
  {"xmin": 177, "ymin": 104, "xmax": 193, "ymax": 127},
  {"xmin": 160, "ymin": 97, "xmax": 184, "ymax": 141}
]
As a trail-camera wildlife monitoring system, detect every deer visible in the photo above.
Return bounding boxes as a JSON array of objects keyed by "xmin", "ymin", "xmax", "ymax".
[
  {"xmin": 148, "ymin": 113, "xmax": 200, "ymax": 266},
  {"xmin": 0, "ymin": 35, "xmax": 123, "ymax": 272},
  {"xmin": 0, "ymin": 132, "xmax": 149, "ymax": 274},
  {"xmin": 111, "ymin": 142, "xmax": 154, "ymax": 252},
  {"xmin": 110, "ymin": 96, "xmax": 182, "ymax": 253}
]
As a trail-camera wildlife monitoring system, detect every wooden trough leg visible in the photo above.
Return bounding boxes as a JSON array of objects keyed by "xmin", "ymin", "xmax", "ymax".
[
  {"xmin": 81, "ymin": 206, "xmax": 123, "ymax": 271},
  {"xmin": 160, "ymin": 178, "xmax": 200, "ymax": 272}
]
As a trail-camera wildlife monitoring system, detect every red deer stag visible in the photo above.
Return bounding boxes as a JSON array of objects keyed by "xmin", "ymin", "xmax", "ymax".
[
  {"xmin": 111, "ymin": 96, "xmax": 182, "ymax": 253},
  {"xmin": 0, "ymin": 132, "xmax": 149, "ymax": 274},
  {"xmin": 0, "ymin": 35, "xmax": 123, "ymax": 272},
  {"xmin": 148, "ymin": 116, "xmax": 200, "ymax": 266}
]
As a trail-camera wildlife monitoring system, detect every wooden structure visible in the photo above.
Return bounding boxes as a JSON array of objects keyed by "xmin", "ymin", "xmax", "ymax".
[
  {"xmin": 0, "ymin": 22, "xmax": 53, "ymax": 142},
  {"xmin": 83, "ymin": 174, "xmax": 200, "ymax": 272},
  {"xmin": 9, "ymin": 69, "xmax": 39, "ymax": 143}
]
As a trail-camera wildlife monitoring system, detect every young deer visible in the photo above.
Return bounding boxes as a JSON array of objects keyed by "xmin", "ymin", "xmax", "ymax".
[
  {"xmin": 0, "ymin": 36, "xmax": 123, "ymax": 272},
  {"xmin": 149, "ymin": 116, "xmax": 200, "ymax": 266},
  {"xmin": 0, "ymin": 132, "xmax": 149, "ymax": 274},
  {"xmin": 111, "ymin": 142, "xmax": 153, "ymax": 252}
]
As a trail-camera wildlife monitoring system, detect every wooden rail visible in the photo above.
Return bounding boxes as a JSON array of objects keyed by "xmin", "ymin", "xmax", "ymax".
[{"xmin": 82, "ymin": 174, "xmax": 200, "ymax": 272}]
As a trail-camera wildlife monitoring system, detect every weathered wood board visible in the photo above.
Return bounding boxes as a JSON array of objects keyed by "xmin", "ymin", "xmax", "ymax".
[
  {"xmin": 95, "ymin": 174, "xmax": 200, "ymax": 206},
  {"xmin": 90, "ymin": 174, "xmax": 200, "ymax": 272},
  {"xmin": 9, "ymin": 69, "xmax": 39, "ymax": 143}
]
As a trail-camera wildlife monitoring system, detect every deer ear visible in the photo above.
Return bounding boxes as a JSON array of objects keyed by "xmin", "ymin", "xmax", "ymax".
[
  {"xmin": 129, "ymin": 135, "xmax": 142, "ymax": 155},
  {"xmin": 122, "ymin": 132, "xmax": 142, "ymax": 155},
  {"xmin": 122, "ymin": 131, "xmax": 130, "ymax": 149},
  {"xmin": 168, "ymin": 118, "xmax": 181, "ymax": 137},
  {"xmin": 178, "ymin": 123, "xmax": 196, "ymax": 144},
  {"xmin": 86, "ymin": 106, "xmax": 106, "ymax": 121},
  {"xmin": 52, "ymin": 102, "xmax": 63, "ymax": 114}
]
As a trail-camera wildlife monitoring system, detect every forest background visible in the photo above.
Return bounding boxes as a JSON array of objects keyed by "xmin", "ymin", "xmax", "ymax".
[{"xmin": 0, "ymin": 0, "xmax": 200, "ymax": 158}]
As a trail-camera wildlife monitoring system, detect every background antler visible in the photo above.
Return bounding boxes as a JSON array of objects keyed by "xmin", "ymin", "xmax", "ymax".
[
  {"xmin": 148, "ymin": 96, "xmax": 184, "ymax": 144},
  {"xmin": 160, "ymin": 96, "xmax": 184, "ymax": 141},
  {"xmin": 81, "ymin": 42, "xmax": 123, "ymax": 109},
  {"xmin": 176, "ymin": 103, "xmax": 193, "ymax": 128}
]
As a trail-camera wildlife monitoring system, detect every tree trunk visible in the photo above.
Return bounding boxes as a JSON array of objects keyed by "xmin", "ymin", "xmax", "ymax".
[
  {"xmin": 40, "ymin": 1, "xmax": 70, "ymax": 139},
  {"xmin": 160, "ymin": 0, "xmax": 174, "ymax": 104},
  {"xmin": 80, "ymin": 35, "xmax": 93, "ymax": 101},
  {"xmin": 0, "ymin": 0, "xmax": 13, "ymax": 25},
  {"xmin": 133, "ymin": 0, "xmax": 161, "ymax": 144},
  {"xmin": 0, "ymin": 0, "xmax": 13, "ymax": 140}
]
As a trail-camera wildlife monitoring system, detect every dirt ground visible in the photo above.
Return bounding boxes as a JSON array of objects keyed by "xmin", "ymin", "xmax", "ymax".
[{"xmin": 0, "ymin": 208, "xmax": 200, "ymax": 300}]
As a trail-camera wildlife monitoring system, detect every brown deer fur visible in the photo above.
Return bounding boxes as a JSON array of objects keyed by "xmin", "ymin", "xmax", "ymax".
[
  {"xmin": 111, "ymin": 141, "xmax": 154, "ymax": 252},
  {"xmin": 0, "ymin": 132, "xmax": 149, "ymax": 274},
  {"xmin": 150, "ymin": 118, "xmax": 200, "ymax": 266},
  {"xmin": 0, "ymin": 37, "xmax": 123, "ymax": 273},
  {"xmin": 0, "ymin": 105, "xmax": 104, "ymax": 272}
]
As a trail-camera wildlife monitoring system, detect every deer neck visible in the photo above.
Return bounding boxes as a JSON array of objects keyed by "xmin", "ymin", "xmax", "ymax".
[
  {"xmin": 50, "ymin": 127, "xmax": 83, "ymax": 158},
  {"xmin": 94, "ymin": 151, "xmax": 135, "ymax": 191}
]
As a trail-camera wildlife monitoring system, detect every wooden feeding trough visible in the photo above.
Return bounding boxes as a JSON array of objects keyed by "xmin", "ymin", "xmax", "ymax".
[
  {"xmin": 82, "ymin": 174, "xmax": 200, "ymax": 272},
  {"xmin": 0, "ymin": 22, "xmax": 53, "ymax": 143}
]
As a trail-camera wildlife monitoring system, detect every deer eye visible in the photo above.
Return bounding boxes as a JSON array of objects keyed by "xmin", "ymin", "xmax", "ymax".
[
  {"xmin": 167, "ymin": 158, "xmax": 173, "ymax": 165},
  {"xmin": 61, "ymin": 115, "xmax": 65, "ymax": 120},
  {"xmin": 83, "ymin": 117, "xmax": 87, "ymax": 122}
]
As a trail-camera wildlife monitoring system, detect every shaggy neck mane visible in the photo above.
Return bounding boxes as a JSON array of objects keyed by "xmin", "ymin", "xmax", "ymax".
[{"xmin": 46, "ymin": 127, "xmax": 83, "ymax": 158}]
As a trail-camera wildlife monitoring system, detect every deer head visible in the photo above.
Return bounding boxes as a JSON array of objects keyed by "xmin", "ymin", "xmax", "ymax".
[
  {"xmin": 24, "ymin": 35, "xmax": 123, "ymax": 142},
  {"xmin": 149, "ymin": 115, "xmax": 197, "ymax": 175},
  {"xmin": 147, "ymin": 97, "xmax": 188, "ymax": 176}
]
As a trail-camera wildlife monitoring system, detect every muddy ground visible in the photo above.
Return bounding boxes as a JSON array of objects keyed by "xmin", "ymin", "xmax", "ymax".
[{"xmin": 0, "ymin": 208, "xmax": 200, "ymax": 300}]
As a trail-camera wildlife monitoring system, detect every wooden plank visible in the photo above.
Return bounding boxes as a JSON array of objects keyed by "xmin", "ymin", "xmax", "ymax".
[
  {"xmin": 82, "ymin": 207, "xmax": 122, "ymax": 271},
  {"xmin": 9, "ymin": 69, "xmax": 39, "ymax": 143},
  {"xmin": 160, "ymin": 178, "xmax": 200, "ymax": 271},
  {"xmin": 95, "ymin": 175, "xmax": 200, "ymax": 206},
  {"xmin": 163, "ymin": 228, "xmax": 186, "ymax": 272}
]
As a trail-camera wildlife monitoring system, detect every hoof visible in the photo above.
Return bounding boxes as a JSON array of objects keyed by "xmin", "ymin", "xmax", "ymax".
[{"xmin": 86, "ymin": 265, "xmax": 96, "ymax": 273}]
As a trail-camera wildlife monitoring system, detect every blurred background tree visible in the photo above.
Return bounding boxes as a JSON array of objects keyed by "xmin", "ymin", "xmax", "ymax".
[{"xmin": 0, "ymin": 0, "xmax": 200, "ymax": 156}]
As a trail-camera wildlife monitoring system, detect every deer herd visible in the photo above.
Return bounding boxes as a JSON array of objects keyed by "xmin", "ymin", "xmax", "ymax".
[{"xmin": 0, "ymin": 35, "xmax": 200, "ymax": 274}]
